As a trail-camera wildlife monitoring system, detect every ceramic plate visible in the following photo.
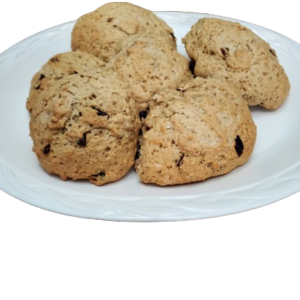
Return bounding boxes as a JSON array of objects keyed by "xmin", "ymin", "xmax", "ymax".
[{"xmin": 0, "ymin": 12, "xmax": 300, "ymax": 221}]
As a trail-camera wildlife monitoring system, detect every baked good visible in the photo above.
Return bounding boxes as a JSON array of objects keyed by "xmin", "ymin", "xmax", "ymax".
[
  {"xmin": 26, "ymin": 51, "xmax": 105, "ymax": 113},
  {"xmin": 107, "ymin": 35, "xmax": 192, "ymax": 110},
  {"xmin": 183, "ymin": 18, "xmax": 290, "ymax": 109},
  {"xmin": 30, "ymin": 69, "xmax": 140, "ymax": 185},
  {"xmin": 71, "ymin": 2, "xmax": 176, "ymax": 62},
  {"xmin": 135, "ymin": 77, "xmax": 257, "ymax": 186}
]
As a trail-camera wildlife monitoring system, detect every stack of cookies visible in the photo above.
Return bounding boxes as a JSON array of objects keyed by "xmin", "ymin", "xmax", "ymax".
[{"xmin": 27, "ymin": 2, "xmax": 290, "ymax": 186}]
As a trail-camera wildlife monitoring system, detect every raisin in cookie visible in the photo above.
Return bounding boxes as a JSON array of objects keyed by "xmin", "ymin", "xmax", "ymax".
[
  {"xmin": 71, "ymin": 2, "xmax": 176, "ymax": 62},
  {"xmin": 26, "ymin": 51, "xmax": 105, "ymax": 113},
  {"xmin": 135, "ymin": 77, "xmax": 257, "ymax": 186},
  {"xmin": 30, "ymin": 69, "xmax": 140, "ymax": 185},
  {"xmin": 183, "ymin": 18, "xmax": 290, "ymax": 109},
  {"xmin": 107, "ymin": 35, "xmax": 192, "ymax": 110}
]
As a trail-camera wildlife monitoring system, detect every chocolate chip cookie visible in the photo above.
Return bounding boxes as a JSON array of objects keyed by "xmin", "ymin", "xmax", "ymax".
[
  {"xmin": 183, "ymin": 18, "xmax": 290, "ymax": 109},
  {"xmin": 135, "ymin": 77, "xmax": 257, "ymax": 186},
  {"xmin": 30, "ymin": 69, "xmax": 140, "ymax": 185}
]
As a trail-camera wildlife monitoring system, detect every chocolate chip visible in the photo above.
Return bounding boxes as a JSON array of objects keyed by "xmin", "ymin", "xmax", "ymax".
[
  {"xmin": 176, "ymin": 154, "xmax": 185, "ymax": 167},
  {"xmin": 43, "ymin": 144, "xmax": 50, "ymax": 155},
  {"xmin": 189, "ymin": 59, "xmax": 196, "ymax": 75},
  {"xmin": 35, "ymin": 84, "xmax": 41, "ymax": 90},
  {"xmin": 135, "ymin": 144, "xmax": 141, "ymax": 160},
  {"xmin": 92, "ymin": 106, "xmax": 109, "ymax": 117},
  {"xmin": 77, "ymin": 133, "xmax": 87, "ymax": 147},
  {"xmin": 269, "ymin": 49, "xmax": 276, "ymax": 57},
  {"xmin": 170, "ymin": 32, "xmax": 176, "ymax": 39},
  {"xmin": 72, "ymin": 71, "xmax": 78, "ymax": 75},
  {"xmin": 235, "ymin": 135, "xmax": 244, "ymax": 157},
  {"xmin": 139, "ymin": 111, "xmax": 148, "ymax": 120},
  {"xmin": 51, "ymin": 57, "xmax": 59, "ymax": 63},
  {"xmin": 39, "ymin": 74, "xmax": 45, "ymax": 81},
  {"xmin": 221, "ymin": 48, "xmax": 227, "ymax": 57},
  {"xmin": 138, "ymin": 129, "xmax": 143, "ymax": 136},
  {"xmin": 92, "ymin": 171, "xmax": 106, "ymax": 178}
]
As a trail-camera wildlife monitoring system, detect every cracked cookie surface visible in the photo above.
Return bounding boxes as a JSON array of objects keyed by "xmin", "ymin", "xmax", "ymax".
[
  {"xmin": 135, "ymin": 77, "xmax": 257, "ymax": 186},
  {"xmin": 30, "ymin": 69, "xmax": 140, "ymax": 185},
  {"xmin": 183, "ymin": 18, "xmax": 290, "ymax": 109}
]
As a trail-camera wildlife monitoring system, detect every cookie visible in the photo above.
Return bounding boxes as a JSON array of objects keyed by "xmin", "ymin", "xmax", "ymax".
[
  {"xmin": 26, "ymin": 51, "xmax": 105, "ymax": 113},
  {"xmin": 135, "ymin": 77, "xmax": 257, "ymax": 186},
  {"xmin": 71, "ymin": 2, "xmax": 176, "ymax": 62},
  {"xmin": 30, "ymin": 69, "xmax": 140, "ymax": 185},
  {"xmin": 107, "ymin": 35, "xmax": 193, "ymax": 110},
  {"xmin": 183, "ymin": 18, "xmax": 290, "ymax": 109}
]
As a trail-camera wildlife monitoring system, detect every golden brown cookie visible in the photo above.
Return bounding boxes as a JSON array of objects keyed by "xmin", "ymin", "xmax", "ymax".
[
  {"xmin": 135, "ymin": 77, "xmax": 257, "ymax": 186},
  {"xmin": 107, "ymin": 35, "xmax": 192, "ymax": 110},
  {"xmin": 30, "ymin": 69, "xmax": 140, "ymax": 185},
  {"xmin": 183, "ymin": 18, "xmax": 290, "ymax": 109},
  {"xmin": 26, "ymin": 51, "xmax": 105, "ymax": 113},
  {"xmin": 71, "ymin": 2, "xmax": 176, "ymax": 62}
]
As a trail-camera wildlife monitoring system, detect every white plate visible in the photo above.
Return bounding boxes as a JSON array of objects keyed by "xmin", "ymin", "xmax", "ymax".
[{"xmin": 0, "ymin": 12, "xmax": 300, "ymax": 221}]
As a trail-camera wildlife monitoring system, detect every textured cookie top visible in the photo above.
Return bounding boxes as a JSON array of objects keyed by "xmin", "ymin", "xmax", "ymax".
[
  {"xmin": 71, "ymin": 2, "xmax": 176, "ymax": 62},
  {"xmin": 30, "ymin": 69, "xmax": 140, "ymax": 185},
  {"xmin": 183, "ymin": 18, "xmax": 290, "ymax": 109},
  {"xmin": 27, "ymin": 51, "xmax": 105, "ymax": 113},
  {"xmin": 108, "ymin": 35, "xmax": 193, "ymax": 110},
  {"xmin": 135, "ymin": 77, "xmax": 257, "ymax": 186}
]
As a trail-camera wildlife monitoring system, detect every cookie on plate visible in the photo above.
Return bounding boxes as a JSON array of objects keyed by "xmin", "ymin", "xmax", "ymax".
[
  {"xmin": 30, "ymin": 69, "xmax": 140, "ymax": 186},
  {"xmin": 135, "ymin": 77, "xmax": 257, "ymax": 186},
  {"xmin": 71, "ymin": 2, "xmax": 176, "ymax": 62},
  {"xmin": 26, "ymin": 51, "xmax": 105, "ymax": 113},
  {"xmin": 183, "ymin": 18, "xmax": 290, "ymax": 109},
  {"xmin": 107, "ymin": 35, "xmax": 192, "ymax": 110}
]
